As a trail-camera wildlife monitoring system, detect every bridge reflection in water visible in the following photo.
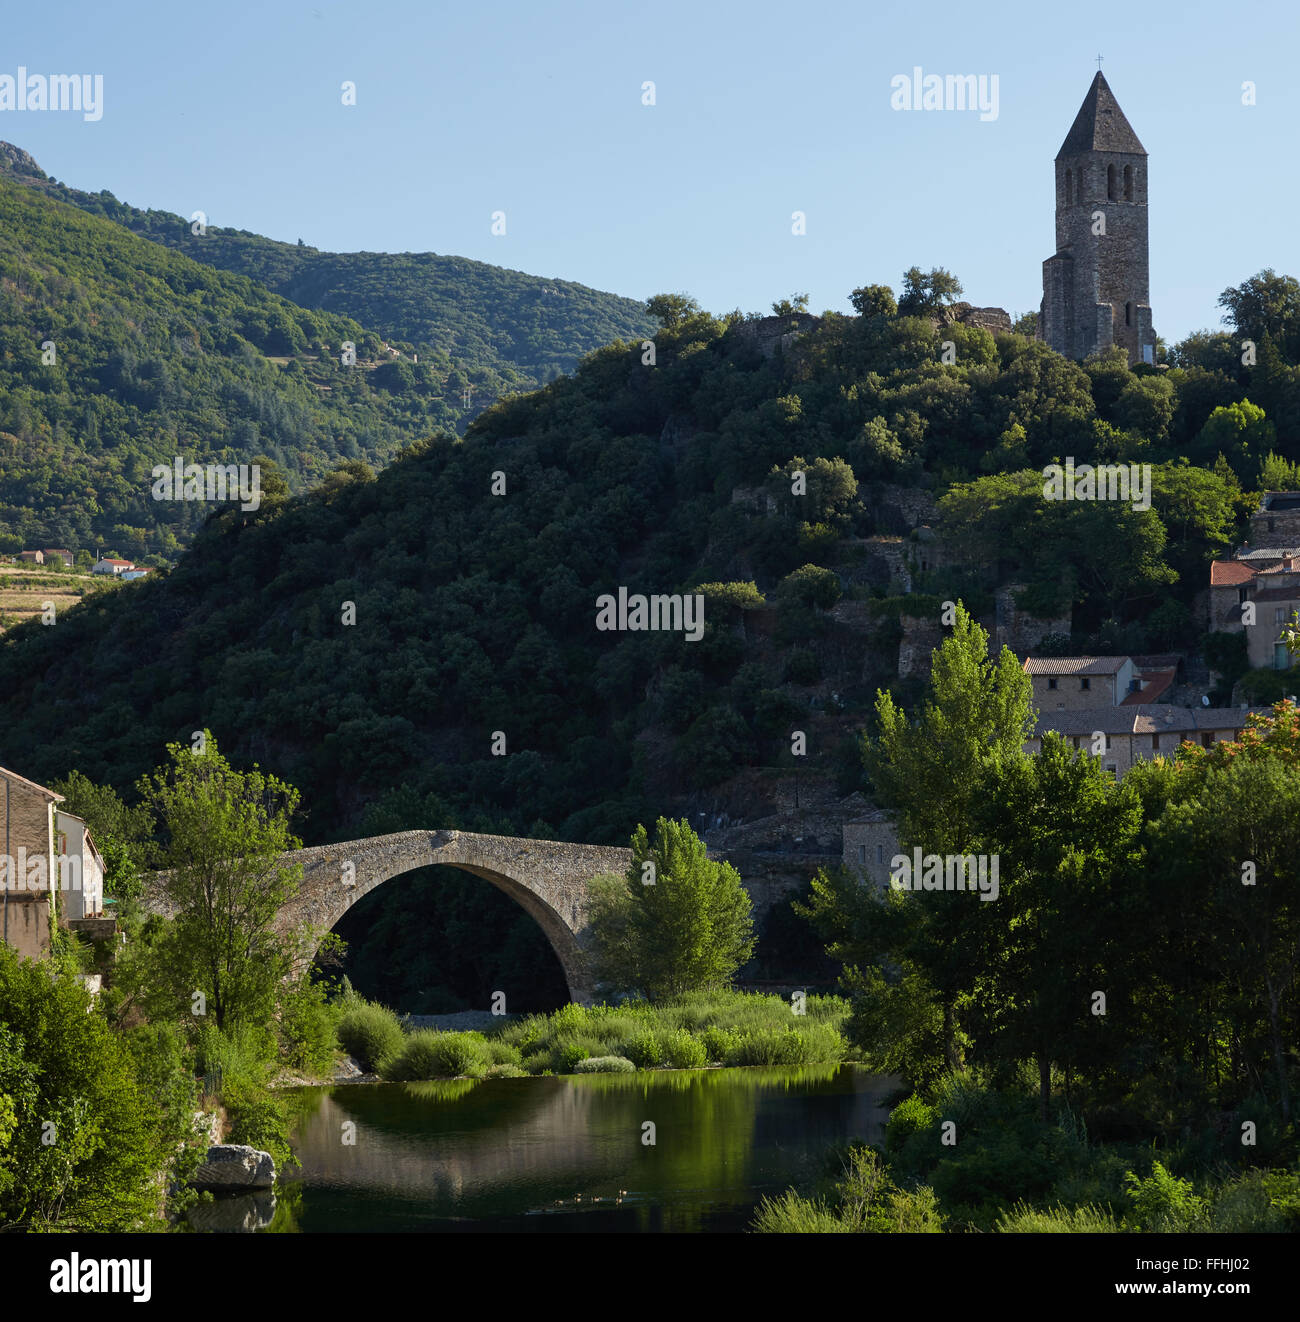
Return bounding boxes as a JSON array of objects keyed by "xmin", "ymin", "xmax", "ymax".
[{"xmin": 270, "ymin": 1064, "xmax": 895, "ymax": 1233}]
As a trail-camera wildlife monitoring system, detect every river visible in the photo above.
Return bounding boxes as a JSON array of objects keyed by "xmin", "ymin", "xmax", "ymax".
[{"xmin": 196, "ymin": 1064, "xmax": 897, "ymax": 1233}]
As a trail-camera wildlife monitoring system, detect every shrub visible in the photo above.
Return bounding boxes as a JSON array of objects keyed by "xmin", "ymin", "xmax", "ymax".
[
  {"xmin": 279, "ymin": 977, "xmax": 340, "ymax": 1075},
  {"xmin": 0, "ymin": 947, "xmax": 174, "ymax": 1231},
  {"xmin": 337, "ymin": 1001, "xmax": 405, "ymax": 1074},
  {"xmin": 699, "ymin": 1026, "xmax": 739, "ymax": 1062},
  {"xmin": 381, "ymin": 1030, "xmax": 487, "ymax": 1081},
  {"xmin": 752, "ymin": 1192, "xmax": 851, "ymax": 1233},
  {"xmin": 480, "ymin": 1063, "xmax": 529, "ymax": 1079},
  {"xmin": 1124, "ymin": 1161, "xmax": 1206, "ymax": 1232},
  {"xmin": 996, "ymin": 1202, "xmax": 1121, "ymax": 1233},
  {"xmin": 573, "ymin": 1056, "xmax": 636, "ymax": 1074},
  {"xmin": 483, "ymin": 1039, "xmax": 524, "ymax": 1068},
  {"xmin": 620, "ymin": 1032, "xmax": 663, "ymax": 1068},
  {"xmin": 885, "ymin": 1095, "xmax": 938, "ymax": 1151},
  {"xmin": 878, "ymin": 1185, "xmax": 945, "ymax": 1232},
  {"xmin": 223, "ymin": 1085, "xmax": 293, "ymax": 1169},
  {"xmin": 661, "ymin": 1029, "xmax": 707, "ymax": 1069},
  {"xmin": 555, "ymin": 1034, "xmax": 608, "ymax": 1074},
  {"xmin": 723, "ymin": 1023, "xmax": 843, "ymax": 1067}
]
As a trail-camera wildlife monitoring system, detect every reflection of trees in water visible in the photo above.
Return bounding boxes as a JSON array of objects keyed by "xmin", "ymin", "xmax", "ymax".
[{"xmin": 284, "ymin": 1068, "xmax": 895, "ymax": 1231}]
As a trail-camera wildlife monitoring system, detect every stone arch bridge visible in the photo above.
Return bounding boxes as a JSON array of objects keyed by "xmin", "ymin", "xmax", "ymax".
[
  {"xmin": 145, "ymin": 828, "xmax": 818, "ymax": 1004},
  {"xmin": 145, "ymin": 830, "xmax": 629, "ymax": 1004}
]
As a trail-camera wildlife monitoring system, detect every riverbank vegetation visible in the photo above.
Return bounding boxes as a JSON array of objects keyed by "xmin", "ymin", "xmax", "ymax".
[
  {"xmin": 0, "ymin": 733, "xmax": 345, "ymax": 1229},
  {"xmin": 757, "ymin": 604, "xmax": 1300, "ymax": 1232},
  {"xmin": 335, "ymin": 989, "xmax": 850, "ymax": 1080}
]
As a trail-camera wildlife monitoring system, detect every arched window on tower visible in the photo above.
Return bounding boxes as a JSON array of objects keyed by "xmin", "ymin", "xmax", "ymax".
[
  {"xmin": 1123, "ymin": 164, "xmax": 1133, "ymax": 201},
  {"xmin": 1107, "ymin": 164, "xmax": 1116, "ymax": 201},
  {"xmin": 1065, "ymin": 170, "xmax": 1072, "ymax": 206},
  {"xmin": 1125, "ymin": 302, "xmax": 1132, "ymax": 327}
]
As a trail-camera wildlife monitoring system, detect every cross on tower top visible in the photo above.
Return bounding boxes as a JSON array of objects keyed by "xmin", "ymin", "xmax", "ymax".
[{"xmin": 1096, "ymin": 54, "xmax": 1104, "ymax": 71}]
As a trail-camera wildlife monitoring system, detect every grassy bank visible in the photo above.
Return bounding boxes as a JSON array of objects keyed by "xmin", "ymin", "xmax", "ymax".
[{"xmin": 336, "ymin": 989, "xmax": 851, "ymax": 1081}]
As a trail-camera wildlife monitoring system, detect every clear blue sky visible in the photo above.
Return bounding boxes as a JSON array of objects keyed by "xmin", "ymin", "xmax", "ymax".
[{"xmin": 6, "ymin": 0, "xmax": 1297, "ymax": 344}]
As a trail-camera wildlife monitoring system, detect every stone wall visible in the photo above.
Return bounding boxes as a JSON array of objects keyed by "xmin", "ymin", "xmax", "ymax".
[
  {"xmin": 993, "ymin": 584, "xmax": 1072, "ymax": 654},
  {"xmin": 898, "ymin": 614, "xmax": 946, "ymax": 678}
]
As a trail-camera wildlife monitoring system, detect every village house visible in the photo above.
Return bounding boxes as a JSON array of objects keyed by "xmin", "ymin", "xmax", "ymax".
[
  {"xmin": 42, "ymin": 548, "xmax": 74, "ymax": 568},
  {"xmin": 0, "ymin": 765, "xmax": 63, "ymax": 959},
  {"xmin": 1024, "ymin": 703, "xmax": 1260, "ymax": 779},
  {"xmin": 17, "ymin": 550, "xmax": 43, "ymax": 565},
  {"xmin": 1206, "ymin": 493, "xmax": 1300, "ymax": 672},
  {"xmin": 56, "ymin": 810, "xmax": 106, "ymax": 922},
  {"xmin": 1022, "ymin": 654, "xmax": 1180, "ymax": 710},
  {"xmin": 92, "ymin": 557, "xmax": 135, "ymax": 576}
]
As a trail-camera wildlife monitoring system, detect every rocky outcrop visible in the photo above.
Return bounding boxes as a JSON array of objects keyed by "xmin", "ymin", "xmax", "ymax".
[
  {"xmin": 933, "ymin": 302, "xmax": 1012, "ymax": 334},
  {"xmin": 0, "ymin": 142, "xmax": 46, "ymax": 178},
  {"xmin": 191, "ymin": 1144, "xmax": 276, "ymax": 1191}
]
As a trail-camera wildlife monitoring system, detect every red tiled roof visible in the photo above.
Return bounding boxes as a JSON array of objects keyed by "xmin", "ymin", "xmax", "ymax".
[
  {"xmin": 1210, "ymin": 560, "xmax": 1256, "ymax": 586},
  {"xmin": 1120, "ymin": 668, "xmax": 1176, "ymax": 705}
]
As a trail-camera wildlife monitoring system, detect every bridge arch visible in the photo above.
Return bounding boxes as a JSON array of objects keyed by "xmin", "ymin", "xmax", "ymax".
[{"xmin": 277, "ymin": 830, "xmax": 632, "ymax": 1004}]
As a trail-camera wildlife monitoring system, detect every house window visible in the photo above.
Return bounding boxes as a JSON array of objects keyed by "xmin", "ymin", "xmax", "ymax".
[
  {"xmin": 1201, "ymin": 733, "xmax": 1215, "ymax": 748},
  {"xmin": 1107, "ymin": 164, "xmax": 1116, "ymax": 200},
  {"xmin": 1276, "ymin": 608, "xmax": 1288, "ymax": 624},
  {"xmin": 1105, "ymin": 764, "xmax": 1118, "ymax": 778},
  {"xmin": 1276, "ymin": 642, "xmax": 1291, "ymax": 670},
  {"xmin": 858, "ymin": 845, "xmax": 866, "ymax": 865},
  {"xmin": 1047, "ymin": 677, "xmax": 1058, "ymax": 690},
  {"xmin": 1123, "ymin": 164, "xmax": 1133, "ymax": 200},
  {"xmin": 1080, "ymin": 677, "xmax": 1091, "ymax": 690},
  {"xmin": 1151, "ymin": 734, "xmax": 1160, "ymax": 750},
  {"xmin": 1125, "ymin": 302, "xmax": 1132, "ymax": 327},
  {"xmin": 1239, "ymin": 586, "xmax": 1250, "ymax": 603},
  {"xmin": 1071, "ymin": 736, "xmax": 1080, "ymax": 748}
]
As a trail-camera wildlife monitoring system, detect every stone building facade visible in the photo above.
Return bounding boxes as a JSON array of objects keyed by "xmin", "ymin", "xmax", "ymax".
[
  {"xmin": 1039, "ymin": 73, "xmax": 1156, "ymax": 365},
  {"xmin": 0, "ymin": 767, "xmax": 63, "ymax": 960},
  {"xmin": 1024, "ymin": 655, "xmax": 1137, "ymax": 710},
  {"xmin": 1025, "ymin": 705, "xmax": 1261, "ymax": 779}
]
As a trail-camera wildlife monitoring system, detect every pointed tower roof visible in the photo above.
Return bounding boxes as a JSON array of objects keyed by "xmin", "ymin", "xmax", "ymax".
[{"xmin": 1056, "ymin": 72, "xmax": 1146, "ymax": 158}]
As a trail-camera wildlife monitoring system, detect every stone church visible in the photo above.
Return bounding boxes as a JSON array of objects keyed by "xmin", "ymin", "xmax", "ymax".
[{"xmin": 1039, "ymin": 72, "xmax": 1156, "ymax": 365}]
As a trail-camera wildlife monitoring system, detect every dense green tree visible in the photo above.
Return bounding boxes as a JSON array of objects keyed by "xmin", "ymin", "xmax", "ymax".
[
  {"xmin": 897, "ymin": 267, "xmax": 963, "ymax": 317},
  {"xmin": 137, "ymin": 731, "xmax": 304, "ymax": 1030},
  {"xmin": 0, "ymin": 945, "xmax": 177, "ymax": 1229},
  {"xmin": 588, "ymin": 817, "xmax": 755, "ymax": 998}
]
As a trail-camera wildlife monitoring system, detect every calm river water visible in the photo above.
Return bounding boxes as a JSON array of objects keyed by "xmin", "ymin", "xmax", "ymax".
[{"xmin": 211, "ymin": 1064, "xmax": 896, "ymax": 1233}]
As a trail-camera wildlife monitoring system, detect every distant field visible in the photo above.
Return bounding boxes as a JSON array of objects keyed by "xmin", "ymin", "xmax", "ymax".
[{"xmin": 0, "ymin": 565, "xmax": 120, "ymax": 633}]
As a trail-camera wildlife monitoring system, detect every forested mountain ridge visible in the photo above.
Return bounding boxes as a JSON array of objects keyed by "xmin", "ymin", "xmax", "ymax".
[
  {"xmin": 0, "ymin": 169, "xmax": 496, "ymax": 561},
  {"xmin": 0, "ymin": 142, "xmax": 656, "ymax": 409},
  {"xmin": 0, "ymin": 282, "xmax": 1293, "ymax": 853}
]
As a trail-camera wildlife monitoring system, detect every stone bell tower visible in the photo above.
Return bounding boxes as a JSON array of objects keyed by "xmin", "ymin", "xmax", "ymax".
[{"xmin": 1039, "ymin": 72, "xmax": 1155, "ymax": 365}]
